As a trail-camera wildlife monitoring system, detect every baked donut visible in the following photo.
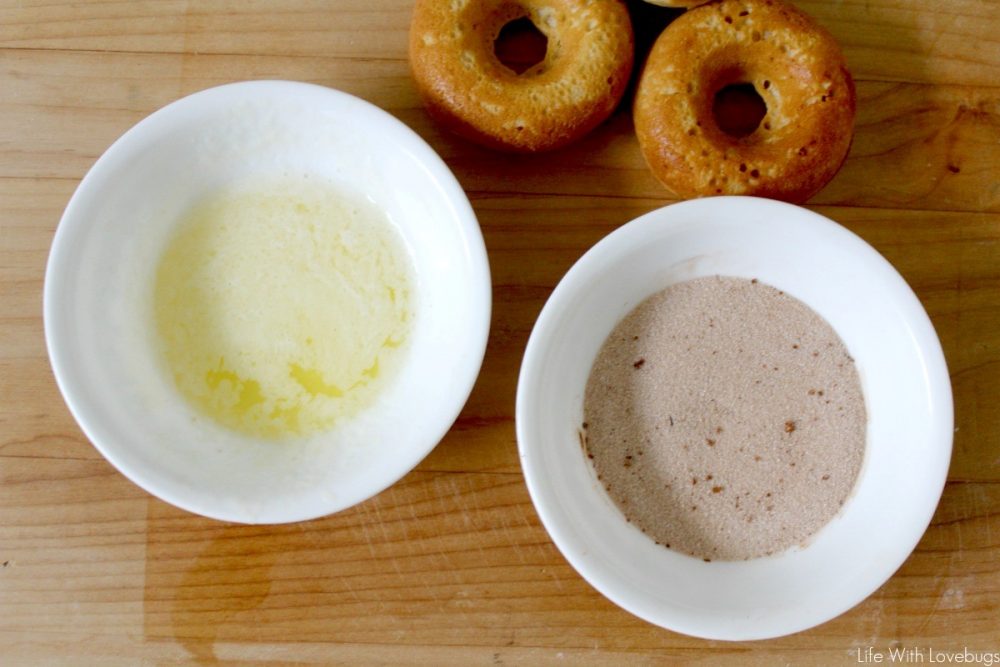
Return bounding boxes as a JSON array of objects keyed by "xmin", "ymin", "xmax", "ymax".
[
  {"xmin": 641, "ymin": 1, "xmax": 709, "ymax": 7},
  {"xmin": 634, "ymin": 0, "xmax": 856, "ymax": 202},
  {"xmin": 409, "ymin": 0, "xmax": 634, "ymax": 152}
]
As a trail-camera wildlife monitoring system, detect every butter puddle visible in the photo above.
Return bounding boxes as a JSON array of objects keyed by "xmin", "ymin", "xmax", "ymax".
[{"xmin": 154, "ymin": 176, "xmax": 414, "ymax": 439}]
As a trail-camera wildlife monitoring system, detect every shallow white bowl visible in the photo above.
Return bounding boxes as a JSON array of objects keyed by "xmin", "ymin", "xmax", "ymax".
[
  {"xmin": 45, "ymin": 81, "xmax": 491, "ymax": 523},
  {"xmin": 516, "ymin": 197, "xmax": 952, "ymax": 640}
]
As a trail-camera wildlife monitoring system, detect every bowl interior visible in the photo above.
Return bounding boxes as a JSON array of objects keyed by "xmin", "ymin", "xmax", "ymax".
[
  {"xmin": 45, "ymin": 81, "xmax": 490, "ymax": 523},
  {"xmin": 516, "ymin": 197, "xmax": 952, "ymax": 640}
]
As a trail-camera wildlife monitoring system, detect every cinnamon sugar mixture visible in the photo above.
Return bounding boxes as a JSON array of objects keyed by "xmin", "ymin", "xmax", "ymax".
[{"xmin": 583, "ymin": 276, "xmax": 866, "ymax": 561}]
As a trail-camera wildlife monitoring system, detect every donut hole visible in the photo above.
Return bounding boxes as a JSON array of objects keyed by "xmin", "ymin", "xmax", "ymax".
[
  {"xmin": 712, "ymin": 83, "xmax": 767, "ymax": 139},
  {"xmin": 494, "ymin": 16, "xmax": 548, "ymax": 75}
]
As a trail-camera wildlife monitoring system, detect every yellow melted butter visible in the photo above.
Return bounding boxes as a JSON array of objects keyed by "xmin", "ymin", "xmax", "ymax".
[{"xmin": 153, "ymin": 178, "xmax": 414, "ymax": 439}]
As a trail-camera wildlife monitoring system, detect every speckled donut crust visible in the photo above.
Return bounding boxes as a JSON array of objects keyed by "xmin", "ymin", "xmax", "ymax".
[
  {"xmin": 410, "ymin": 0, "xmax": 634, "ymax": 152},
  {"xmin": 634, "ymin": 0, "xmax": 856, "ymax": 202}
]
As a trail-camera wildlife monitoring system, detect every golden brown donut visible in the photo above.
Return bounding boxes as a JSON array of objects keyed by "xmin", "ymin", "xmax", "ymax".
[
  {"xmin": 634, "ymin": 0, "xmax": 856, "ymax": 202},
  {"xmin": 641, "ymin": 0, "xmax": 709, "ymax": 7},
  {"xmin": 409, "ymin": 0, "xmax": 634, "ymax": 152}
]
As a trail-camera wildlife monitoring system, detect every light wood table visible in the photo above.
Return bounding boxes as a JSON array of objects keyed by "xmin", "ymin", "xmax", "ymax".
[{"xmin": 2, "ymin": 1, "xmax": 998, "ymax": 664}]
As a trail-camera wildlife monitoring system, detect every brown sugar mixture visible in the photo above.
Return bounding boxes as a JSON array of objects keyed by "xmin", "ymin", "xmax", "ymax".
[{"xmin": 583, "ymin": 276, "xmax": 866, "ymax": 561}]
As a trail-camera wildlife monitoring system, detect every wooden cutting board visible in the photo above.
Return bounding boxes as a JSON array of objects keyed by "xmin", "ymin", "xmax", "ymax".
[{"xmin": 1, "ymin": 1, "xmax": 998, "ymax": 663}]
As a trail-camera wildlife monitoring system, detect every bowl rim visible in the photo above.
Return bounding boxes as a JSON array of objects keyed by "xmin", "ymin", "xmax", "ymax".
[
  {"xmin": 44, "ymin": 80, "xmax": 492, "ymax": 523},
  {"xmin": 515, "ymin": 196, "xmax": 953, "ymax": 639}
]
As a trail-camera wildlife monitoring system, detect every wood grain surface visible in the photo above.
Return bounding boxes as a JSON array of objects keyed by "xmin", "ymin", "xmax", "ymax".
[{"xmin": 1, "ymin": 0, "xmax": 998, "ymax": 664}]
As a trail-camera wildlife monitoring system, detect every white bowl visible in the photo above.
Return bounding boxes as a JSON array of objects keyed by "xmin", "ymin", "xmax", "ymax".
[
  {"xmin": 516, "ymin": 197, "xmax": 952, "ymax": 640},
  {"xmin": 45, "ymin": 81, "xmax": 491, "ymax": 523}
]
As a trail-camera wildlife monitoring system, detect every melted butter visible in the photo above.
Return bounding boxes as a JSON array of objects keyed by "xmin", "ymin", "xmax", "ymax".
[{"xmin": 153, "ymin": 177, "xmax": 413, "ymax": 439}]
